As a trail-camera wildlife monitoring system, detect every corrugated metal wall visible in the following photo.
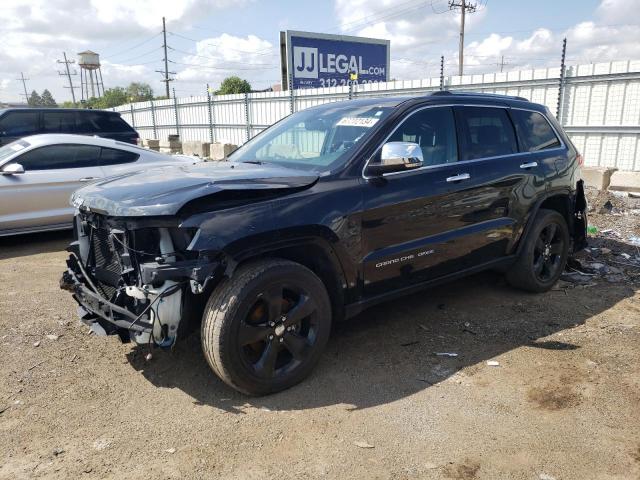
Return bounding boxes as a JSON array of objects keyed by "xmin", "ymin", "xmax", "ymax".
[{"xmin": 114, "ymin": 59, "xmax": 640, "ymax": 171}]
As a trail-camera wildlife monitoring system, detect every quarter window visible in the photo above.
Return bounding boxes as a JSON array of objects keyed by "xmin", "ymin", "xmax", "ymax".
[
  {"xmin": 15, "ymin": 144, "xmax": 100, "ymax": 170},
  {"xmin": 511, "ymin": 110, "xmax": 561, "ymax": 152},
  {"xmin": 386, "ymin": 107, "xmax": 457, "ymax": 166},
  {"xmin": 455, "ymin": 107, "xmax": 518, "ymax": 161},
  {"xmin": 99, "ymin": 147, "xmax": 139, "ymax": 166}
]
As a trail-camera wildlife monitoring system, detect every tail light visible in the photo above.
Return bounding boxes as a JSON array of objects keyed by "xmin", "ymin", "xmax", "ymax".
[{"xmin": 576, "ymin": 153, "xmax": 584, "ymax": 166}]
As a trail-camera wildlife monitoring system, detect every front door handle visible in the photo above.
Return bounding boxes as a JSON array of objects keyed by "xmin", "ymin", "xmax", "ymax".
[
  {"xmin": 520, "ymin": 161, "xmax": 538, "ymax": 169},
  {"xmin": 79, "ymin": 177, "xmax": 98, "ymax": 182},
  {"xmin": 446, "ymin": 173, "xmax": 471, "ymax": 183}
]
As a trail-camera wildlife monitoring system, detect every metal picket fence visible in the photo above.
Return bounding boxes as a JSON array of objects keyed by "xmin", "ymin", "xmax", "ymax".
[{"xmin": 114, "ymin": 59, "xmax": 640, "ymax": 171}]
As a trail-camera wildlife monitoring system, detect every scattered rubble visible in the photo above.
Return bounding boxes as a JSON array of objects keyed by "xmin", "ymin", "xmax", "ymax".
[{"xmin": 566, "ymin": 188, "xmax": 640, "ymax": 286}]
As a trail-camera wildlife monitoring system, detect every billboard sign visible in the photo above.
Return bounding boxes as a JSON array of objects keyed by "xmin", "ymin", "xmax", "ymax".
[{"xmin": 281, "ymin": 30, "xmax": 390, "ymax": 90}]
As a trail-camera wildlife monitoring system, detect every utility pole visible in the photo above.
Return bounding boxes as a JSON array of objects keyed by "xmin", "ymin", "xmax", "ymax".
[
  {"xmin": 497, "ymin": 55, "xmax": 509, "ymax": 73},
  {"xmin": 57, "ymin": 52, "xmax": 77, "ymax": 105},
  {"xmin": 155, "ymin": 17, "xmax": 175, "ymax": 98},
  {"xmin": 16, "ymin": 72, "xmax": 29, "ymax": 103},
  {"xmin": 449, "ymin": 0, "xmax": 477, "ymax": 76}
]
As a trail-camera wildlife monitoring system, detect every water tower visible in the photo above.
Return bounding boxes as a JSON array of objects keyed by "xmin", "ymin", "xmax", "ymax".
[{"xmin": 78, "ymin": 50, "xmax": 105, "ymax": 101}]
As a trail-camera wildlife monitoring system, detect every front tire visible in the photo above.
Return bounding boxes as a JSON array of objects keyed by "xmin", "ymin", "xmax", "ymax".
[
  {"xmin": 201, "ymin": 259, "xmax": 332, "ymax": 395},
  {"xmin": 506, "ymin": 209, "xmax": 570, "ymax": 293}
]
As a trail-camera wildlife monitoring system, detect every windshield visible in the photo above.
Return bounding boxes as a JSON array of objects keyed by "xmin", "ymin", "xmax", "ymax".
[
  {"xmin": 0, "ymin": 139, "xmax": 29, "ymax": 165},
  {"xmin": 230, "ymin": 102, "xmax": 393, "ymax": 172}
]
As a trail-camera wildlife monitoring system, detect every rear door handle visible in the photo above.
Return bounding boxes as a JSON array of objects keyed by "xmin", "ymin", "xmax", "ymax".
[
  {"xmin": 79, "ymin": 177, "xmax": 98, "ymax": 182},
  {"xmin": 446, "ymin": 173, "xmax": 470, "ymax": 183},
  {"xmin": 520, "ymin": 161, "xmax": 538, "ymax": 169}
]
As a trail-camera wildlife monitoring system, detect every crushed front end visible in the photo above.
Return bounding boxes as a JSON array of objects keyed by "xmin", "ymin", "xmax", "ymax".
[{"xmin": 60, "ymin": 210, "xmax": 219, "ymax": 346}]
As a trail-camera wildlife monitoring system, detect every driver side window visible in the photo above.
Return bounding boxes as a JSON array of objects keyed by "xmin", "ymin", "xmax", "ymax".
[{"xmin": 387, "ymin": 107, "xmax": 458, "ymax": 166}]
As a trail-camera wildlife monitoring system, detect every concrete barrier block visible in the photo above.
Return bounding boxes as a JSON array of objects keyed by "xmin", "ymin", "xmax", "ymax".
[
  {"xmin": 580, "ymin": 167, "xmax": 617, "ymax": 190},
  {"xmin": 182, "ymin": 141, "xmax": 211, "ymax": 158},
  {"xmin": 609, "ymin": 170, "xmax": 640, "ymax": 193},
  {"xmin": 159, "ymin": 140, "xmax": 182, "ymax": 154},
  {"xmin": 142, "ymin": 139, "xmax": 160, "ymax": 151},
  {"xmin": 210, "ymin": 143, "xmax": 238, "ymax": 161}
]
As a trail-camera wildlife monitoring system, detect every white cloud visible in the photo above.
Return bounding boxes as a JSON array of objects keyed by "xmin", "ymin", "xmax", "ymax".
[
  {"xmin": 174, "ymin": 34, "xmax": 279, "ymax": 92},
  {"xmin": 0, "ymin": 0, "xmax": 251, "ymax": 103},
  {"xmin": 335, "ymin": 0, "xmax": 640, "ymax": 79}
]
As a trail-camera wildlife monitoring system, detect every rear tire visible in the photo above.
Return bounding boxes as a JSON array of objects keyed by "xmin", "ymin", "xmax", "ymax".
[
  {"xmin": 506, "ymin": 209, "xmax": 569, "ymax": 293},
  {"xmin": 201, "ymin": 259, "xmax": 332, "ymax": 396}
]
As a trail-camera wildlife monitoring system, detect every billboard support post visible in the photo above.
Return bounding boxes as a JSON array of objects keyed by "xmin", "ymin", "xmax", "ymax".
[{"xmin": 288, "ymin": 73, "xmax": 294, "ymax": 114}]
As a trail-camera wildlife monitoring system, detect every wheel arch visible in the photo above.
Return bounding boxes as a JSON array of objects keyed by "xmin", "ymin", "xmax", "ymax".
[
  {"xmin": 223, "ymin": 234, "xmax": 349, "ymax": 322},
  {"xmin": 516, "ymin": 182, "xmax": 585, "ymax": 256}
]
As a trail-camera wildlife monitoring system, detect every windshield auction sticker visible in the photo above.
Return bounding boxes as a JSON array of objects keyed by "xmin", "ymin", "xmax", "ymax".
[{"xmin": 336, "ymin": 117, "xmax": 379, "ymax": 128}]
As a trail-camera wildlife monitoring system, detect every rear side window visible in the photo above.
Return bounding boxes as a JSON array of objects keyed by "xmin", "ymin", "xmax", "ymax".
[
  {"xmin": 16, "ymin": 144, "xmax": 100, "ymax": 170},
  {"xmin": 43, "ymin": 111, "xmax": 76, "ymax": 133},
  {"xmin": 511, "ymin": 110, "xmax": 561, "ymax": 152},
  {"xmin": 77, "ymin": 112, "xmax": 134, "ymax": 134},
  {"xmin": 0, "ymin": 112, "xmax": 39, "ymax": 137},
  {"xmin": 455, "ymin": 107, "xmax": 518, "ymax": 161},
  {"xmin": 99, "ymin": 147, "xmax": 139, "ymax": 166}
]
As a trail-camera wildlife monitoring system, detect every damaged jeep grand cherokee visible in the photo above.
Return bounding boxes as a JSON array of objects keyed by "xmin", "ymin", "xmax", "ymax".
[{"xmin": 61, "ymin": 92, "xmax": 587, "ymax": 395}]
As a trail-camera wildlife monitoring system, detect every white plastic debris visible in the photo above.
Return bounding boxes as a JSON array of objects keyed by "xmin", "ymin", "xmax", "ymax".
[
  {"xmin": 486, "ymin": 360, "xmax": 500, "ymax": 367},
  {"xmin": 33, "ymin": 341, "xmax": 40, "ymax": 347},
  {"xmin": 46, "ymin": 334, "xmax": 59, "ymax": 341},
  {"xmin": 354, "ymin": 441, "xmax": 375, "ymax": 449},
  {"xmin": 434, "ymin": 352, "xmax": 458, "ymax": 357},
  {"xmin": 164, "ymin": 448, "xmax": 176, "ymax": 454}
]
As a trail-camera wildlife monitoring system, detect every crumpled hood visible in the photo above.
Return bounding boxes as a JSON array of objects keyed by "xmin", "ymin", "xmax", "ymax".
[{"xmin": 71, "ymin": 161, "xmax": 319, "ymax": 217}]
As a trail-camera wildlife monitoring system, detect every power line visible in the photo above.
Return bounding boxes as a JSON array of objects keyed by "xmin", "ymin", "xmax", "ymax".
[
  {"xmin": 449, "ymin": 0, "xmax": 477, "ymax": 76},
  {"xmin": 168, "ymin": 31, "xmax": 276, "ymax": 56},
  {"xmin": 169, "ymin": 60, "xmax": 278, "ymax": 71},
  {"xmin": 110, "ymin": 46, "xmax": 162, "ymax": 65},
  {"xmin": 168, "ymin": 46, "xmax": 277, "ymax": 67},
  {"xmin": 102, "ymin": 32, "xmax": 162, "ymax": 60}
]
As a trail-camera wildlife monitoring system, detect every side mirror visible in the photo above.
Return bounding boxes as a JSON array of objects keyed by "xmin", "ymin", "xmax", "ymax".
[
  {"xmin": 366, "ymin": 142, "xmax": 423, "ymax": 176},
  {"xmin": 1, "ymin": 163, "xmax": 25, "ymax": 175}
]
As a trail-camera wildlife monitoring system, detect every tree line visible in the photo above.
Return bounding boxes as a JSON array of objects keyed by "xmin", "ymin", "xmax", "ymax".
[{"xmin": 26, "ymin": 77, "xmax": 253, "ymax": 110}]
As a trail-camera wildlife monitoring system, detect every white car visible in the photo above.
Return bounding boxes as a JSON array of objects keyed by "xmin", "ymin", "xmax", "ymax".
[{"xmin": 0, "ymin": 134, "xmax": 201, "ymax": 236}]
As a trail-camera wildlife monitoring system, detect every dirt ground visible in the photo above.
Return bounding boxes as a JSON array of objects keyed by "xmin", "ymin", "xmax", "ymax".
[{"xmin": 1, "ymin": 192, "xmax": 639, "ymax": 480}]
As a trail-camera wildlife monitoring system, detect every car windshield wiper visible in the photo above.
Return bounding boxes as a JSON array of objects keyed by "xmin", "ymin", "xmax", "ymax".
[{"xmin": 240, "ymin": 160, "xmax": 266, "ymax": 165}]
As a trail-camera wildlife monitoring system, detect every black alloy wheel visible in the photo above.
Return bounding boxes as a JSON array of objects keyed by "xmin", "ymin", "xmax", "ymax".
[
  {"xmin": 201, "ymin": 259, "xmax": 332, "ymax": 395},
  {"xmin": 239, "ymin": 284, "xmax": 319, "ymax": 379},
  {"xmin": 532, "ymin": 223, "xmax": 565, "ymax": 282},
  {"xmin": 506, "ymin": 209, "xmax": 570, "ymax": 293}
]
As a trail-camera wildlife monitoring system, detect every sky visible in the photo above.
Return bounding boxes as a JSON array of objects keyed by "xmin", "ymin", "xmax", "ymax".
[{"xmin": 0, "ymin": 0, "xmax": 638, "ymax": 103}]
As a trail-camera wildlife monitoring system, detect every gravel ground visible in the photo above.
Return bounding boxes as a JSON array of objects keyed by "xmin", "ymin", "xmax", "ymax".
[{"xmin": 1, "ymin": 195, "xmax": 639, "ymax": 479}]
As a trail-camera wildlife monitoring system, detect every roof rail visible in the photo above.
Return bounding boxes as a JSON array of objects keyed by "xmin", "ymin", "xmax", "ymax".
[{"xmin": 429, "ymin": 90, "xmax": 530, "ymax": 102}]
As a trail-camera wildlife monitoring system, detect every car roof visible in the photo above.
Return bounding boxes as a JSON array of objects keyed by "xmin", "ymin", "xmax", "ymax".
[
  {"xmin": 0, "ymin": 108, "xmax": 120, "ymax": 115},
  {"xmin": 306, "ymin": 90, "xmax": 542, "ymax": 113},
  {"xmin": 16, "ymin": 134, "xmax": 143, "ymax": 149}
]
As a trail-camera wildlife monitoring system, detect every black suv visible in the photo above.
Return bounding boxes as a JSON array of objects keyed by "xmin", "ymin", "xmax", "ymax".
[
  {"xmin": 0, "ymin": 108, "xmax": 138, "ymax": 146},
  {"xmin": 61, "ymin": 92, "xmax": 587, "ymax": 395}
]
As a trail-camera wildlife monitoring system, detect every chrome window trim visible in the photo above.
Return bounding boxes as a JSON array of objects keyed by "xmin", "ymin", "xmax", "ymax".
[{"xmin": 361, "ymin": 103, "xmax": 566, "ymax": 180}]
